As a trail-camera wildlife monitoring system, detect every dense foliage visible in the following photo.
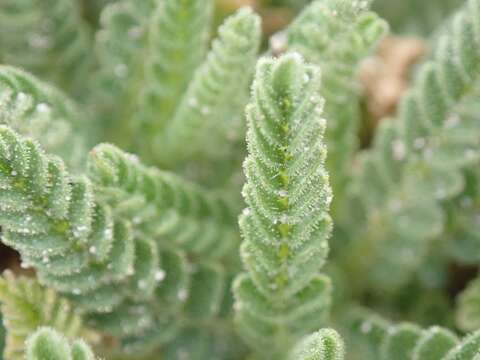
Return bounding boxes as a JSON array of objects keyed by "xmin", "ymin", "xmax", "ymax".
[{"xmin": 0, "ymin": 0, "xmax": 479, "ymax": 359}]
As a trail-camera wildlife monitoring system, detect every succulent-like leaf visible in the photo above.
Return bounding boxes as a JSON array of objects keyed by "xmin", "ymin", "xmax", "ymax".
[
  {"xmin": 155, "ymin": 7, "xmax": 262, "ymax": 167},
  {"xmin": 93, "ymin": 0, "xmax": 213, "ymax": 146},
  {"xmin": 0, "ymin": 126, "xmax": 160, "ymax": 327},
  {"xmin": 347, "ymin": 0, "xmax": 480, "ymax": 291},
  {"xmin": 0, "ymin": 0, "xmax": 93, "ymax": 95},
  {"xmin": 0, "ymin": 271, "xmax": 85, "ymax": 360},
  {"xmin": 289, "ymin": 329, "xmax": 345, "ymax": 360},
  {"xmin": 284, "ymin": 0, "xmax": 387, "ymax": 204},
  {"xmin": 0, "ymin": 66, "xmax": 87, "ymax": 170},
  {"xmin": 88, "ymin": 143, "xmax": 239, "ymax": 260},
  {"xmin": 351, "ymin": 311, "xmax": 478, "ymax": 360},
  {"xmin": 233, "ymin": 53, "xmax": 333, "ymax": 358},
  {"xmin": 26, "ymin": 327, "xmax": 97, "ymax": 360}
]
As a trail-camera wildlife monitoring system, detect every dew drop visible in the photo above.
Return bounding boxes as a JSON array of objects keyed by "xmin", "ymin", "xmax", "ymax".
[
  {"xmin": 114, "ymin": 64, "xmax": 128, "ymax": 78},
  {"xmin": 155, "ymin": 269, "xmax": 166, "ymax": 282},
  {"xmin": 36, "ymin": 103, "xmax": 50, "ymax": 113},
  {"xmin": 138, "ymin": 280, "xmax": 147, "ymax": 290},
  {"xmin": 178, "ymin": 289, "xmax": 188, "ymax": 301},
  {"xmin": 16, "ymin": 92, "xmax": 28, "ymax": 102},
  {"xmin": 413, "ymin": 137, "xmax": 426, "ymax": 150},
  {"xmin": 128, "ymin": 26, "xmax": 143, "ymax": 39},
  {"xmin": 392, "ymin": 140, "xmax": 406, "ymax": 161},
  {"xmin": 188, "ymin": 97, "xmax": 198, "ymax": 107},
  {"xmin": 361, "ymin": 321, "xmax": 372, "ymax": 334},
  {"xmin": 277, "ymin": 189, "xmax": 288, "ymax": 197}
]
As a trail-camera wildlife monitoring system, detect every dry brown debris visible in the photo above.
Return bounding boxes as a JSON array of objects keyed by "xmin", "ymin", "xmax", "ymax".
[{"xmin": 359, "ymin": 35, "xmax": 426, "ymax": 122}]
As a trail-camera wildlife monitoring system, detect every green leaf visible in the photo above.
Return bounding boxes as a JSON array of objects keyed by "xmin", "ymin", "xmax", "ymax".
[
  {"xmin": 234, "ymin": 53, "xmax": 333, "ymax": 358},
  {"xmin": 289, "ymin": 329, "xmax": 345, "ymax": 360}
]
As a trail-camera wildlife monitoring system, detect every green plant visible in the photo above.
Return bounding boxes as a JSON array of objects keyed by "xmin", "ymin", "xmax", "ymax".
[
  {"xmin": 26, "ymin": 327, "xmax": 97, "ymax": 360},
  {"xmin": 0, "ymin": 0, "xmax": 480, "ymax": 359}
]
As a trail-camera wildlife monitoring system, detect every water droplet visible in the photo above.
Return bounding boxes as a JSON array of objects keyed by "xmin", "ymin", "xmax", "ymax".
[
  {"xmin": 188, "ymin": 98, "xmax": 198, "ymax": 107},
  {"xmin": 114, "ymin": 64, "xmax": 128, "ymax": 78},
  {"xmin": 361, "ymin": 321, "xmax": 372, "ymax": 333},
  {"xmin": 155, "ymin": 269, "xmax": 166, "ymax": 282},
  {"xmin": 444, "ymin": 114, "xmax": 460, "ymax": 128},
  {"xmin": 465, "ymin": 149, "xmax": 476, "ymax": 160},
  {"xmin": 270, "ymin": 33, "xmax": 287, "ymax": 55},
  {"xmin": 29, "ymin": 34, "xmax": 51, "ymax": 49},
  {"xmin": 435, "ymin": 188, "xmax": 446, "ymax": 199},
  {"xmin": 127, "ymin": 265, "xmax": 134, "ymax": 275},
  {"xmin": 178, "ymin": 289, "xmax": 188, "ymax": 301},
  {"xmin": 392, "ymin": 140, "xmax": 406, "ymax": 161},
  {"xmin": 277, "ymin": 189, "xmax": 288, "ymax": 197},
  {"xmin": 36, "ymin": 103, "xmax": 50, "ymax": 113},
  {"xmin": 413, "ymin": 137, "xmax": 426, "ymax": 149},
  {"xmin": 128, "ymin": 26, "xmax": 143, "ymax": 39}
]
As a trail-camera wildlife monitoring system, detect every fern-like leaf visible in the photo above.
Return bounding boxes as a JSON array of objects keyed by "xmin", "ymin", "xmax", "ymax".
[
  {"xmin": 0, "ymin": 271, "xmax": 85, "ymax": 360},
  {"xmin": 87, "ymin": 143, "xmax": 239, "ymax": 260},
  {"xmin": 0, "ymin": 0, "xmax": 93, "ymax": 95},
  {"xmin": 0, "ymin": 66, "xmax": 87, "ymax": 170},
  {"xmin": 346, "ymin": 0, "xmax": 480, "ymax": 290},
  {"xmin": 155, "ymin": 7, "xmax": 262, "ymax": 166},
  {"xmin": 138, "ymin": 0, "xmax": 215, "ymax": 140},
  {"xmin": 0, "ymin": 126, "xmax": 162, "ymax": 324},
  {"xmin": 233, "ymin": 53, "xmax": 333, "ymax": 358},
  {"xmin": 284, "ymin": 0, "xmax": 387, "ymax": 204},
  {"xmin": 86, "ymin": 145, "xmax": 238, "ymax": 353},
  {"xmin": 93, "ymin": 0, "xmax": 213, "ymax": 146},
  {"xmin": 289, "ymin": 329, "xmax": 345, "ymax": 360},
  {"xmin": 26, "ymin": 327, "xmax": 97, "ymax": 360},
  {"xmin": 350, "ymin": 310, "xmax": 480, "ymax": 360}
]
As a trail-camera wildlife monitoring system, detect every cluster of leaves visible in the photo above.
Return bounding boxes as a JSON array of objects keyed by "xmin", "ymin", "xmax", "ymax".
[{"xmin": 0, "ymin": 0, "xmax": 480, "ymax": 359}]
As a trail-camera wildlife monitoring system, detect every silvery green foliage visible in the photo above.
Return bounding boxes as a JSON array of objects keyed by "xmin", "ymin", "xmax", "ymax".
[
  {"xmin": 443, "ymin": 167, "xmax": 480, "ymax": 265},
  {"xmin": 233, "ymin": 54, "xmax": 333, "ymax": 358},
  {"xmin": 0, "ymin": 271, "xmax": 84, "ymax": 360},
  {"xmin": 0, "ymin": 124, "xmax": 237, "ymax": 356},
  {"xmin": 87, "ymin": 144, "xmax": 239, "ymax": 260},
  {"xmin": 0, "ymin": 66, "xmax": 87, "ymax": 171},
  {"xmin": 289, "ymin": 329, "xmax": 345, "ymax": 360},
  {"xmin": 347, "ymin": 0, "xmax": 480, "ymax": 291},
  {"xmin": 94, "ymin": 0, "xmax": 213, "ymax": 147},
  {"xmin": 84, "ymin": 144, "xmax": 237, "ymax": 354},
  {"xmin": 283, "ymin": 0, "xmax": 387, "ymax": 203},
  {"xmin": 0, "ymin": 0, "xmax": 92, "ymax": 95},
  {"xmin": 155, "ymin": 7, "xmax": 262, "ymax": 168},
  {"xmin": 26, "ymin": 327, "xmax": 97, "ymax": 360},
  {"xmin": 3, "ymin": 0, "xmax": 480, "ymax": 359},
  {"xmin": 351, "ymin": 309, "xmax": 480, "ymax": 360},
  {"xmin": 0, "ymin": 125, "xmax": 138, "ymax": 314}
]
